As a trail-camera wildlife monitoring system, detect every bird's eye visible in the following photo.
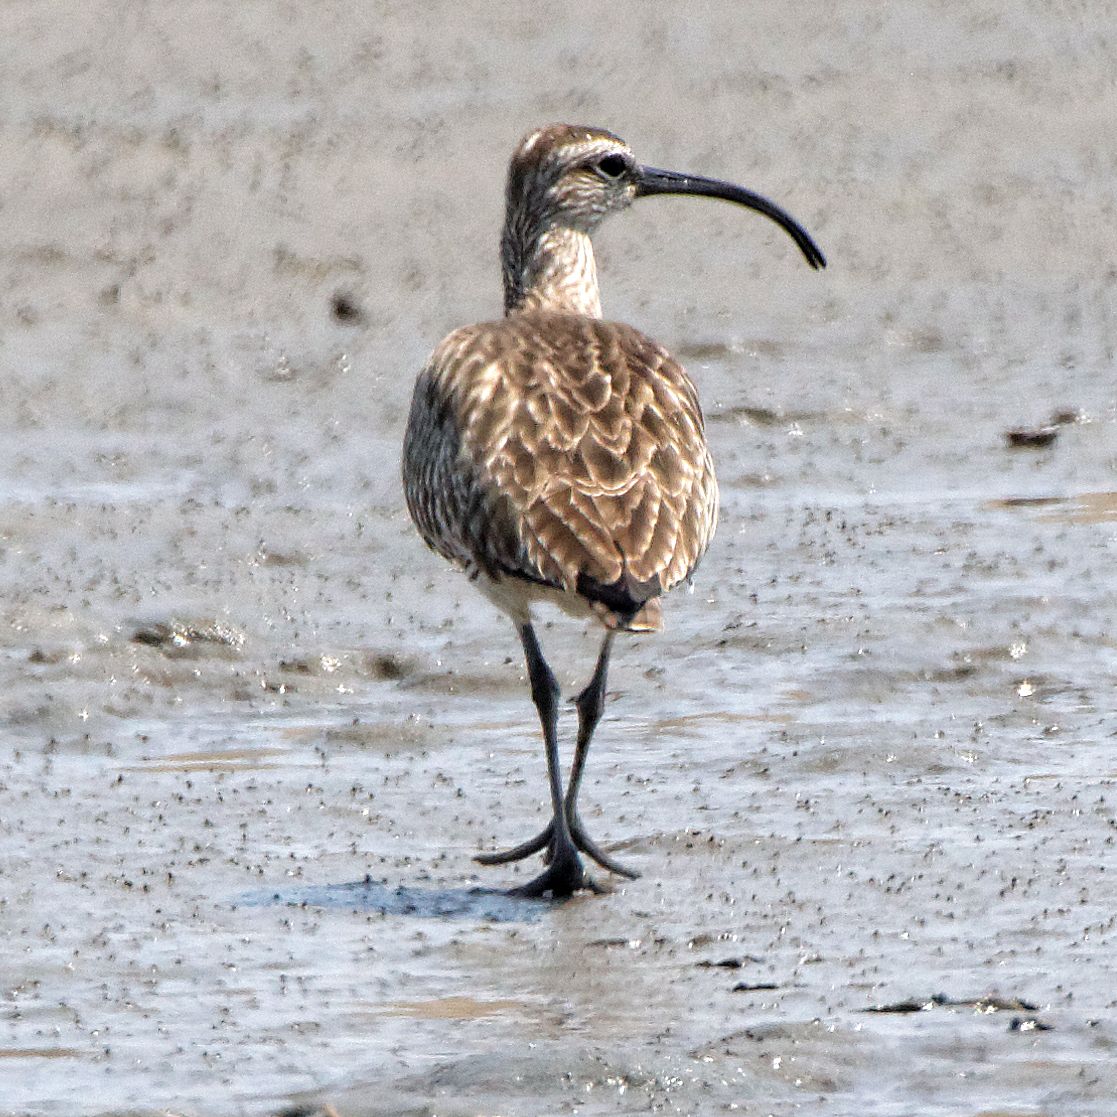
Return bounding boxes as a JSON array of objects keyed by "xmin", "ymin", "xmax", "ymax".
[{"xmin": 595, "ymin": 154, "xmax": 629, "ymax": 180}]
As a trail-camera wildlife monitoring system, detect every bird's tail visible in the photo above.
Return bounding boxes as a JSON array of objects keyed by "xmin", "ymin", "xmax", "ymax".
[
  {"xmin": 577, "ymin": 569, "xmax": 663, "ymax": 633},
  {"xmin": 591, "ymin": 597, "xmax": 663, "ymax": 633}
]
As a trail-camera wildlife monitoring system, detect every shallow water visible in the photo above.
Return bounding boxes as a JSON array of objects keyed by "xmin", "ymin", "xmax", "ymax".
[{"xmin": 2, "ymin": 3, "xmax": 1116, "ymax": 1115}]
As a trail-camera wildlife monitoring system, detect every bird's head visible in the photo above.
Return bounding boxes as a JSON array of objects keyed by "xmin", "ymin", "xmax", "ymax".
[
  {"xmin": 506, "ymin": 122, "xmax": 825, "ymax": 268},
  {"xmin": 507, "ymin": 124, "xmax": 639, "ymax": 235}
]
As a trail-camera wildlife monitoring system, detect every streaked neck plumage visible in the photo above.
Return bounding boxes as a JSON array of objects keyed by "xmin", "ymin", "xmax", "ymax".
[{"xmin": 502, "ymin": 222, "xmax": 602, "ymax": 319}]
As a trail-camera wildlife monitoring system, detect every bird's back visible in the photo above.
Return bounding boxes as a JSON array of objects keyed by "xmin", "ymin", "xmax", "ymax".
[{"xmin": 402, "ymin": 311, "xmax": 718, "ymax": 630}]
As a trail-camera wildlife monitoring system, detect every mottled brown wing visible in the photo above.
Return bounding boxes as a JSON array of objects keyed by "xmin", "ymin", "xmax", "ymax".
[
  {"xmin": 402, "ymin": 311, "xmax": 718, "ymax": 606},
  {"xmin": 403, "ymin": 323, "xmax": 539, "ymax": 583}
]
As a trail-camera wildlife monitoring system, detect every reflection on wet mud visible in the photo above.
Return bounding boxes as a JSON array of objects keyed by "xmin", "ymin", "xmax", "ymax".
[
  {"xmin": 381, "ymin": 995, "xmax": 530, "ymax": 1020},
  {"xmin": 863, "ymin": 992, "xmax": 1040, "ymax": 1014},
  {"xmin": 986, "ymin": 490, "xmax": 1117, "ymax": 524},
  {"xmin": 0, "ymin": 1047, "xmax": 86, "ymax": 1060},
  {"xmin": 238, "ymin": 879, "xmax": 544, "ymax": 923},
  {"xmin": 125, "ymin": 745, "xmax": 293, "ymax": 772},
  {"xmin": 132, "ymin": 618, "xmax": 247, "ymax": 653},
  {"xmin": 641, "ymin": 708, "xmax": 795, "ymax": 735},
  {"xmin": 985, "ymin": 495, "xmax": 1067, "ymax": 510},
  {"xmin": 1040, "ymin": 490, "xmax": 1117, "ymax": 524}
]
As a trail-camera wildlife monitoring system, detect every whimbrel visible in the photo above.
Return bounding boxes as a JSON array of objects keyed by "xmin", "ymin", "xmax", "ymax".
[{"xmin": 403, "ymin": 124, "xmax": 825, "ymax": 898}]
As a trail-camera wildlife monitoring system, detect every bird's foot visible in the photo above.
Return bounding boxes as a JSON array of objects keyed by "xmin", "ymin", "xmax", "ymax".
[
  {"xmin": 474, "ymin": 821, "xmax": 554, "ymax": 866},
  {"xmin": 474, "ymin": 812, "xmax": 640, "ymax": 880},
  {"xmin": 507, "ymin": 842, "xmax": 602, "ymax": 900},
  {"xmin": 568, "ymin": 812, "xmax": 640, "ymax": 880}
]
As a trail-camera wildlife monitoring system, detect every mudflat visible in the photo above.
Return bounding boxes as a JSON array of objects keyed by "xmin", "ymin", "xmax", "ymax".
[{"xmin": 1, "ymin": 4, "xmax": 1115, "ymax": 1115}]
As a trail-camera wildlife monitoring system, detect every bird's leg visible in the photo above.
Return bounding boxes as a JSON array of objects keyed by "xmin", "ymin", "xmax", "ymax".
[
  {"xmin": 479, "ymin": 623, "xmax": 596, "ymax": 898},
  {"xmin": 473, "ymin": 621, "xmax": 554, "ymax": 868},
  {"xmin": 475, "ymin": 629, "xmax": 637, "ymax": 881},
  {"xmin": 565, "ymin": 632, "xmax": 640, "ymax": 879},
  {"xmin": 565, "ymin": 631, "xmax": 613, "ymax": 808}
]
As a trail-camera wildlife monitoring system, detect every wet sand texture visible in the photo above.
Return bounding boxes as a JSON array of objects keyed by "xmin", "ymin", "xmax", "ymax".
[{"xmin": 2, "ymin": 3, "xmax": 1116, "ymax": 1115}]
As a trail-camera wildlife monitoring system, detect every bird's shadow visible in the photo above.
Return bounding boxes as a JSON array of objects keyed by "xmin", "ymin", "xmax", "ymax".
[{"xmin": 235, "ymin": 877, "xmax": 547, "ymax": 924}]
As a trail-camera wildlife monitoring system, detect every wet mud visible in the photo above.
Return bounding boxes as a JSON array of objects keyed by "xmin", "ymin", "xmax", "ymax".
[{"xmin": 2, "ymin": 3, "xmax": 1116, "ymax": 1115}]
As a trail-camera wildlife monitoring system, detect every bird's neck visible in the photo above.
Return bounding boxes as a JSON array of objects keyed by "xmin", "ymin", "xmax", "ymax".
[{"xmin": 502, "ymin": 223, "xmax": 602, "ymax": 318}]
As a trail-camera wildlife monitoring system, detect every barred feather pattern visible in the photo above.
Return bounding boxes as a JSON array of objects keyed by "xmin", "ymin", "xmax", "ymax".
[{"xmin": 402, "ymin": 310, "xmax": 718, "ymax": 630}]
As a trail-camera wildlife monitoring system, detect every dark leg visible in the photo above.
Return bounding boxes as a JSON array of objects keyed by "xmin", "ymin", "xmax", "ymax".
[
  {"xmin": 476, "ymin": 630, "xmax": 637, "ymax": 881},
  {"xmin": 566, "ymin": 633, "xmax": 639, "ymax": 879},
  {"xmin": 502, "ymin": 624, "xmax": 593, "ymax": 898},
  {"xmin": 566, "ymin": 631, "xmax": 613, "ymax": 809}
]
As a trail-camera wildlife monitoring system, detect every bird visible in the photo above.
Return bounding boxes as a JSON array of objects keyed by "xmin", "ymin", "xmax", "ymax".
[{"xmin": 402, "ymin": 124, "xmax": 825, "ymax": 898}]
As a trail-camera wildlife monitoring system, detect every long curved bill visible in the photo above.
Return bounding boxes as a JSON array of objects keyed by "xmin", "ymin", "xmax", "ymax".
[{"xmin": 635, "ymin": 165, "xmax": 826, "ymax": 270}]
